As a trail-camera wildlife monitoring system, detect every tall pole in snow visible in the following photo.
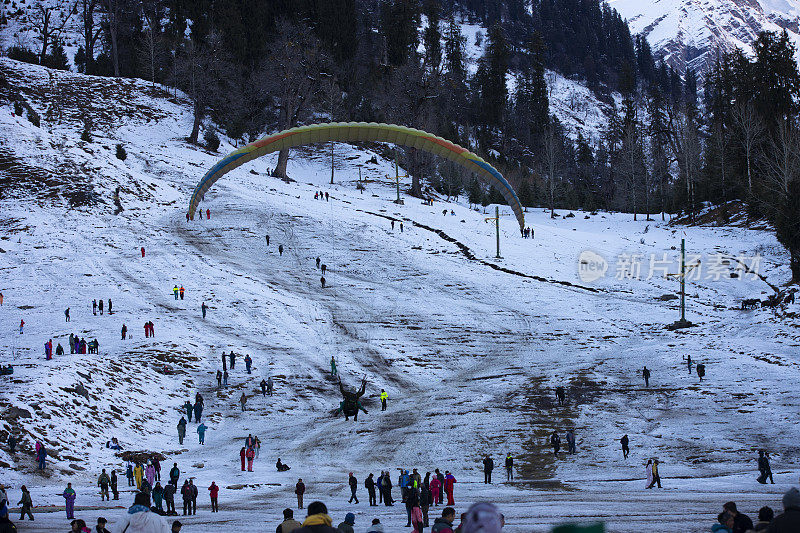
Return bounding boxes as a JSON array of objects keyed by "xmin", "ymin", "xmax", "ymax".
[
  {"xmin": 495, "ymin": 206, "xmax": 501, "ymax": 259},
  {"xmin": 680, "ymin": 238, "xmax": 686, "ymax": 323},
  {"xmin": 395, "ymin": 150, "xmax": 401, "ymax": 203}
]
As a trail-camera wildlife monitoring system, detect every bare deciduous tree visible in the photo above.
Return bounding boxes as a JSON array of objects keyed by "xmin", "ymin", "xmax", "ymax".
[
  {"xmin": 542, "ymin": 121, "xmax": 559, "ymax": 218},
  {"xmin": 731, "ymin": 101, "xmax": 765, "ymax": 196},
  {"xmin": 27, "ymin": 0, "xmax": 77, "ymax": 65},
  {"xmin": 79, "ymin": 0, "xmax": 101, "ymax": 73}
]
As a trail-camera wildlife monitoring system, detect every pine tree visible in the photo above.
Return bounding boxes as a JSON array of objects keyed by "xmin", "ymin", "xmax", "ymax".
[{"xmin": 422, "ymin": 0, "xmax": 442, "ymax": 74}]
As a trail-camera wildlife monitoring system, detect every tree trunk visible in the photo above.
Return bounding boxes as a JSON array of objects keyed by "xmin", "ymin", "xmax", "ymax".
[
  {"xmin": 39, "ymin": 11, "xmax": 51, "ymax": 65},
  {"xmin": 189, "ymin": 101, "xmax": 202, "ymax": 144},
  {"xmin": 275, "ymin": 148, "xmax": 289, "ymax": 178}
]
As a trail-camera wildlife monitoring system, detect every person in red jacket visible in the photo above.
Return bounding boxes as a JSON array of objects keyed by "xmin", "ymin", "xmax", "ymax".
[
  {"xmin": 246, "ymin": 447, "xmax": 255, "ymax": 471},
  {"xmin": 206, "ymin": 209, "xmax": 210, "ymax": 220},
  {"xmin": 141, "ymin": 247, "xmax": 145, "ymax": 258},
  {"xmin": 240, "ymin": 447, "xmax": 246, "ymax": 471},
  {"xmin": 443, "ymin": 472, "xmax": 456, "ymax": 505},
  {"xmin": 208, "ymin": 482, "xmax": 219, "ymax": 512},
  {"xmin": 19, "ymin": 319, "xmax": 24, "ymax": 334}
]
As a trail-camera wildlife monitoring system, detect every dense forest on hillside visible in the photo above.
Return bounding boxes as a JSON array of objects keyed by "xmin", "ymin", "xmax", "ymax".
[{"xmin": 3, "ymin": 0, "xmax": 800, "ymax": 279}]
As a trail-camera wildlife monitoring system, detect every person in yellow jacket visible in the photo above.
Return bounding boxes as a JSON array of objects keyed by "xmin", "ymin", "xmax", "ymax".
[
  {"xmin": 380, "ymin": 389, "xmax": 388, "ymax": 411},
  {"xmin": 172, "ymin": 286, "xmax": 179, "ymax": 300},
  {"xmin": 133, "ymin": 463, "xmax": 145, "ymax": 490}
]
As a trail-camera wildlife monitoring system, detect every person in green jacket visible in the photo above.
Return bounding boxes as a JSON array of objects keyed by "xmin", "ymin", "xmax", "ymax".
[
  {"xmin": 330, "ymin": 356, "xmax": 337, "ymax": 376},
  {"xmin": 97, "ymin": 469, "xmax": 111, "ymax": 501},
  {"xmin": 152, "ymin": 482, "xmax": 164, "ymax": 512},
  {"xmin": 197, "ymin": 423, "xmax": 207, "ymax": 445},
  {"xmin": 337, "ymin": 512, "xmax": 355, "ymax": 533},
  {"xmin": 183, "ymin": 401, "xmax": 193, "ymax": 422},
  {"xmin": 17, "ymin": 485, "xmax": 33, "ymax": 521},
  {"xmin": 177, "ymin": 417, "xmax": 187, "ymax": 444}
]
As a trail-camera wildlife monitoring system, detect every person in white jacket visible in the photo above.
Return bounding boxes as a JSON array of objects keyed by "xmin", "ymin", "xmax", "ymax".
[{"xmin": 115, "ymin": 492, "xmax": 170, "ymax": 533}]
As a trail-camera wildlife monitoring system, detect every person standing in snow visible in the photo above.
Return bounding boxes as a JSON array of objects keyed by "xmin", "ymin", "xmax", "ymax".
[
  {"xmin": 240, "ymin": 393, "xmax": 247, "ymax": 411},
  {"xmin": 110, "ymin": 470, "xmax": 119, "ymax": 500},
  {"xmin": 266, "ymin": 235, "xmax": 270, "ymax": 246},
  {"xmin": 365, "ymin": 473, "xmax": 377, "ymax": 506},
  {"xmin": 482, "ymin": 455, "xmax": 493, "ymax": 484},
  {"xmin": 65, "ymin": 308, "xmax": 70, "ymax": 322},
  {"xmin": 566, "ymin": 430, "xmax": 576, "ymax": 454},
  {"xmin": 177, "ymin": 417, "xmax": 187, "ymax": 445},
  {"xmin": 229, "ymin": 352, "xmax": 236, "ymax": 369},
  {"xmin": 126, "ymin": 463, "xmax": 134, "ymax": 486},
  {"xmin": 169, "ymin": 463, "xmax": 180, "ymax": 487},
  {"xmin": 36, "ymin": 442, "xmax": 46, "ymax": 469},
  {"xmin": 240, "ymin": 447, "xmax": 247, "ymax": 471},
  {"xmin": 63, "ymin": 483, "xmax": 76, "ymax": 520},
  {"xmin": 550, "ymin": 430, "xmax": 561, "ymax": 456},
  {"xmin": 133, "ymin": 463, "xmax": 144, "ymax": 490},
  {"xmin": 107, "ymin": 299, "xmax": 112, "ymax": 314},
  {"xmin": 98, "ymin": 469, "xmax": 111, "ymax": 501},
  {"xmin": 173, "ymin": 286, "xmax": 179, "ymax": 300},
  {"xmin": 217, "ymin": 370, "xmax": 223, "ymax": 389},
  {"xmin": 320, "ymin": 276, "xmax": 326, "ymax": 288},
  {"xmin": 152, "ymin": 482, "xmax": 164, "ymax": 512},
  {"xmin": 316, "ymin": 257, "xmax": 321, "ymax": 268},
  {"xmin": 245, "ymin": 354, "xmax": 252, "ymax": 374},
  {"xmin": 278, "ymin": 508, "xmax": 301, "ymax": 533},
  {"xmin": 642, "ymin": 366, "xmax": 651, "ymax": 387},
  {"xmin": 121, "ymin": 324, "xmax": 127, "ymax": 340},
  {"xmin": 141, "ymin": 247, "xmax": 145, "ymax": 258},
  {"xmin": 330, "ymin": 356, "xmax": 337, "ymax": 377},
  {"xmin": 93, "ymin": 299, "xmax": 97, "ymax": 315},
  {"xmin": 758, "ymin": 450, "xmax": 774, "ymax": 484},
  {"xmin": 429, "ymin": 474, "xmax": 440, "ymax": 506},
  {"xmin": 197, "ymin": 423, "xmax": 207, "ymax": 445},
  {"xmin": 267, "ymin": 376, "xmax": 274, "ymax": 396},
  {"xmin": 260, "ymin": 379, "xmax": 267, "ymax": 397},
  {"xmin": 69, "ymin": 333, "xmax": 75, "ymax": 354},
  {"xmin": 208, "ymin": 482, "xmax": 219, "ymax": 513},
  {"xmin": 279, "ymin": 245, "xmax": 284, "ymax": 256},
  {"xmin": 179, "ymin": 286, "xmax": 185, "ymax": 300},
  {"xmin": 295, "ymin": 479, "xmax": 305, "ymax": 509},
  {"xmin": 206, "ymin": 209, "xmax": 210, "ymax": 220},
  {"xmin": 223, "ymin": 370, "xmax": 228, "ymax": 387},
  {"xmin": 621, "ymin": 434, "xmax": 629, "ymax": 459},
  {"xmin": 380, "ymin": 389, "xmax": 388, "ymax": 411},
  {"xmin": 163, "ymin": 482, "xmax": 176, "ymax": 514},
  {"xmin": 246, "ymin": 447, "xmax": 255, "ymax": 471},
  {"xmin": 201, "ymin": 302, "xmax": 207, "ymax": 319},
  {"xmin": 443, "ymin": 472, "xmax": 456, "ymax": 506},
  {"xmin": 504, "ymin": 454, "xmax": 513, "ymax": 481},
  {"xmin": 145, "ymin": 462, "xmax": 155, "ymax": 486},
  {"xmin": 193, "ymin": 400, "xmax": 203, "ymax": 423},
  {"xmin": 98, "ymin": 299, "xmax": 103, "ymax": 315},
  {"xmin": 555, "ymin": 386, "xmax": 565, "ymax": 406}
]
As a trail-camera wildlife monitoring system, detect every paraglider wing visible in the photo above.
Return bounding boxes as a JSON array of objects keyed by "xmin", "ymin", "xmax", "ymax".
[{"xmin": 188, "ymin": 122, "xmax": 524, "ymax": 230}]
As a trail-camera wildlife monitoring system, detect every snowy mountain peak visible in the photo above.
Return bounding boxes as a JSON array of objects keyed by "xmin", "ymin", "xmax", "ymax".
[{"xmin": 608, "ymin": 0, "xmax": 800, "ymax": 72}]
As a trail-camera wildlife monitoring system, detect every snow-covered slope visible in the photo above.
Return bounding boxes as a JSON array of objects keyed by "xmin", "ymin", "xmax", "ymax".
[
  {"xmin": 1, "ymin": 59, "xmax": 799, "ymax": 533},
  {"xmin": 608, "ymin": 0, "xmax": 800, "ymax": 72}
]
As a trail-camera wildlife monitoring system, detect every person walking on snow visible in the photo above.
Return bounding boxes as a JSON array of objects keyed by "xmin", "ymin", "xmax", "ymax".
[
  {"xmin": 229, "ymin": 352, "xmax": 236, "ymax": 369},
  {"xmin": 206, "ymin": 209, "xmax": 210, "ymax": 220},
  {"xmin": 240, "ymin": 393, "xmax": 247, "ymax": 411},
  {"xmin": 183, "ymin": 400, "xmax": 193, "ymax": 422},
  {"xmin": 99, "ymin": 299, "xmax": 103, "ymax": 315},
  {"xmin": 141, "ymin": 247, "xmax": 145, "ymax": 258},
  {"xmin": 246, "ymin": 446, "xmax": 255, "ymax": 471},
  {"xmin": 121, "ymin": 324, "xmax": 127, "ymax": 340},
  {"xmin": 65, "ymin": 308, "xmax": 70, "ymax": 322},
  {"xmin": 555, "ymin": 386, "xmax": 565, "ymax": 406},
  {"xmin": 107, "ymin": 299, "xmax": 112, "ymax": 314},
  {"xmin": 642, "ymin": 366, "xmax": 651, "ymax": 387},
  {"xmin": 646, "ymin": 459, "xmax": 661, "ymax": 488},
  {"xmin": 62, "ymin": 483, "xmax": 76, "ymax": 520},
  {"xmin": 348, "ymin": 473, "xmax": 359, "ymax": 504},
  {"xmin": 19, "ymin": 319, "xmax": 24, "ymax": 334},
  {"xmin": 177, "ymin": 416, "xmax": 187, "ymax": 444},
  {"xmin": 223, "ymin": 370, "xmax": 228, "ymax": 386},
  {"xmin": 145, "ymin": 462, "xmax": 155, "ymax": 486},
  {"xmin": 758, "ymin": 450, "xmax": 774, "ymax": 484},
  {"xmin": 17, "ymin": 485, "xmax": 33, "ymax": 521},
  {"xmin": 201, "ymin": 302, "xmax": 207, "ymax": 319},
  {"xmin": 98, "ymin": 469, "xmax": 111, "ymax": 501},
  {"xmin": 93, "ymin": 299, "xmax": 97, "ymax": 315},
  {"xmin": 197, "ymin": 423, "xmax": 207, "ymax": 445},
  {"xmin": 173, "ymin": 286, "xmax": 179, "ymax": 300},
  {"xmin": 266, "ymin": 235, "xmax": 270, "ymax": 246},
  {"xmin": 217, "ymin": 370, "xmax": 223, "ymax": 389},
  {"xmin": 330, "ymin": 356, "xmax": 337, "ymax": 376},
  {"xmin": 261, "ymin": 379, "xmax": 267, "ymax": 397},
  {"xmin": 169, "ymin": 463, "xmax": 180, "ymax": 487},
  {"xmin": 245, "ymin": 354, "xmax": 252, "ymax": 374},
  {"xmin": 621, "ymin": 434, "xmax": 629, "ymax": 459},
  {"xmin": 133, "ymin": 463, "xmax": 144, "ymax": 490},
  {"xmin": 240, "ymin": 447, "xmax": 247, "ymax": 471},
  {"xmin": 179, "ymin": 286, "xmax": 185, "ymax": 300},
  {"xmin": 380, "ymin": 389, "xmax": 388, "ymax": 411},
  {"xmin": 110, "ymin": 470, "xmax": 119, "ymax": 500},
  {"xmin": 194, "ymin": 400, "xmax": 203, "ymax": 423},
  {"xmin": 208, "ymin": 482, "xmax": 219, "ymax": 512},
  {"xmin": 126, "ymin": 463, "xmax": 134, "ymax": 486},
  {"xmin": 267, "ymin": 377, "xmax": 274, "ymax": 395}
]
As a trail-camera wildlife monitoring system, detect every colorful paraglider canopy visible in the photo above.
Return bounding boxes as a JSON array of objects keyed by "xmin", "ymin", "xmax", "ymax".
[{"xmin": 188, "ymin": 122, "xmax": 524, "ymax": 230}]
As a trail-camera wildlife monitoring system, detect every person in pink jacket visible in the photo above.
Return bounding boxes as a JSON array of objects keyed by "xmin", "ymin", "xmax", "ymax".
[
  {"xmin": 145, "ymin": 462, "xmax": 156, "ymax": 486},
  {"xmin": 429, "ymin": 476, "xmax": 441, "ymax": 505}
]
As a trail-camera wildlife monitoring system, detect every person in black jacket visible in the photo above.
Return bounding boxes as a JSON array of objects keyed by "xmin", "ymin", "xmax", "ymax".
[
  {"xmin": 723, "ymin": 502, "xmax": 753, "ymax": 533},
  {"xmin": 293, "ymin": 501, "xmax": 338, "ymax": 533},
  {"xmin": 758, "ymin": 450, "xmax": 774, "ymax": 484},
  {"xmin": 482, "ymin": 455, "xmax": 493, "ymax": 484},
  {"xmin": 348, "ymin": 473, "xmax": 359, "ymax": 504},
  {"xmin": 621, "ymin": 435, "xmax": 630, "ymax": 459},
  {"xmin": 365, "ymin": 474, "xmax": 376, "ymax": 506},
  {"xmin": 642, "ymin": 366, "xmax": 650, "ymax": 387},
  {"xmin": 770, "ymin": 488, "xmax": 800, "ymax": 533}
]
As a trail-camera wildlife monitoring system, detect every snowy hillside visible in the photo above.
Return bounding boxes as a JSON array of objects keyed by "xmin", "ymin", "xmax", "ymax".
[
  {"xmin": 1, "ymin": 58, "xmax": 799, "ymax": 533},
  {"xmin": 608, "ymin": 0, "xmax": 800, "ymax": 72}
]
